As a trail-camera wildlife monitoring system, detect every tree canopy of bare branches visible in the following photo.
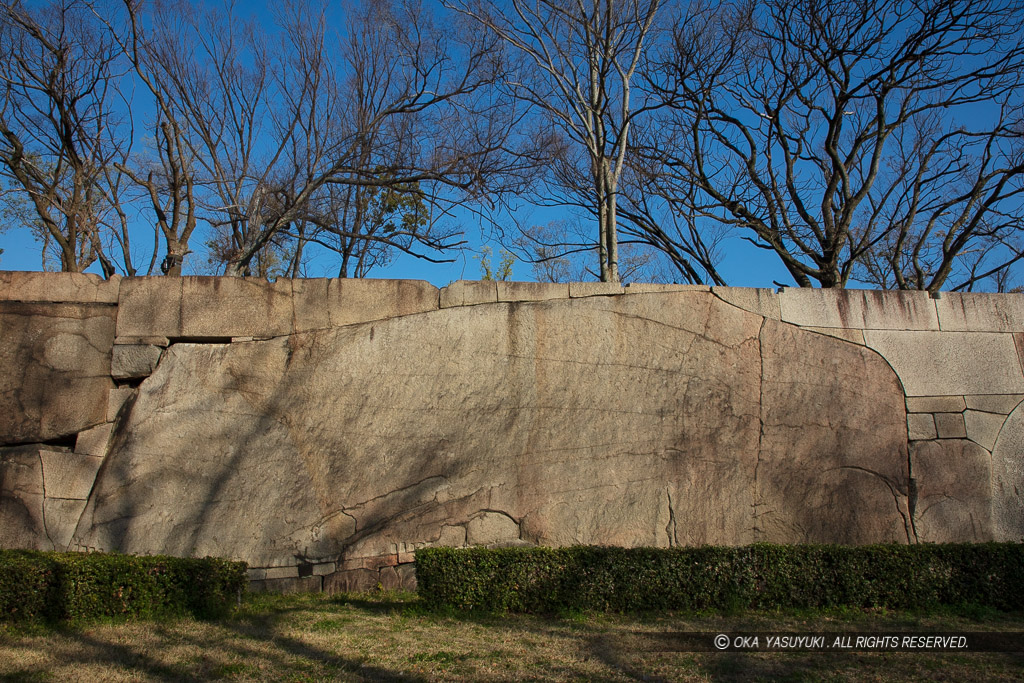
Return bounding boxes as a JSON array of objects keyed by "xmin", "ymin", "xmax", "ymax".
[
  {"xmin": 646, "ymin": 0, "xmax": 1024, "ymax": 291},
  {"xmin": 0, "ymin": 0, "xmax": 132, "ymax": 274}
]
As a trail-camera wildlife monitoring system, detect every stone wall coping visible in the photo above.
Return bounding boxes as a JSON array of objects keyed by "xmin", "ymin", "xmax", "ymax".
[{"xmin": 4, "ymin": 272, "xmax": 1024, "ymax": 336}]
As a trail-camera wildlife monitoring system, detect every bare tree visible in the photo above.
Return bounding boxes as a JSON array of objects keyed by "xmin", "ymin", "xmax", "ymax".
[
  {"xmin": 0, "ymin": 0, "xmax": 131, "ymax": 275},
  {"xmin": 446, "ymin": 0, "xmax": 665, "ymax": 283},
  {"xmin": 648, "ymin": 0, "xmax": 1024, "ymax": 290}
]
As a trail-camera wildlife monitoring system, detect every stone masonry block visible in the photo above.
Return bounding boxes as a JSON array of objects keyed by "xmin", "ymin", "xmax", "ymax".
[
  {"xmin": 291, "ymin": 278, "xmax": 330, "ymax": 332},
  {"xmin": 313, "ymin": 562, "xmax": 336, "ymax": 576},
  {"xmin": 964, "ymin": 410, "xmax": 1006, "ymax": 451},
  {"xmin": 43, "ymin": 497, "xmax": 88, "ymax": 550},
  {"xmin": 623, "ymin": 283, "xmax": 711, "ymax": 293},
  {"xmin": 865, "ymin": 331, "xmax": 1024, "ymax": 396},
  {"xmin": 934, "ymin": 412, "xmax": 968, "ymax": 439},
  {"xmin": 496, "ymin": 281, "xmax": 569, "ymax": 302},
  {"xmin": 439, "ymin": 280, "xmax": 497, "ymax": 307},
  {"xmin": 180, "ymin": 277, "xmax": 293, "ymax": 338},
  {"xmin": 0, "ymin": 271, "xmax": 119, "ymax": 304},
  {"xmin": 265, "ymin": 565, "xmax": 300, "ymax": 580},
  {"xmin": 991, "ymin": 403, "xmax": 1024, "ymax": 541},
  {"xmin": 569, "ymin": 282, "xmax": 625, "ymax": 297},
  {"xmin": 74, "ymin": 423, "xmax": 113, "ymax": 458},
  {"xmin": 326, "ymin": 278, "xmax": 438, "ymax": 327},
  {"xmin": 779, "ymin": 288, "xmax": 938, "ymax": 330},
  {"xmin": 906, "ymin": 396, "xmax": 967, "ymax": 413},
  {"xmin": 911, "ymin": 439, "xmax": 993, "ymax": 542},
  {"xmin": 1, "ymin": 302, "xmax": 114, "ymax": 443},
  {"xmin": 111, "ymin": 344, "xmax": 163, "ymax": 380},
  {"xmin": 964, "ymin": 394, "xmax": 1024, "ymax": 415},
  {"xmin": 935, "ymin": 292, "xmax": 1024, "ymax": 333},
  {"xmin": 907, "ymin": 413, "xmax": 937, "ymax": 441},
  {"xmin": 106, "ymin": 387, "xmax": 135, "ymax": 422},
  {"xmin": 249, "ymin": 576, "xmax": 321, "ymax": 594},
  {"xmin": 324, "ymin": 568, "xmax": 379, "ymax": 594},
  {"xmin": 712, "ymin": 287, "xmax": 782, "ymax": 320},
  {"xmin": 116, "ymin": 277, "xmax": 183, "ymax": 338},
  {"xmin": 0, "ymin": 445, "xmax": 47, "ymax": 550},
  {"xmin": 40, "ymin": 450, "xmax": 103, "ymax": 500}
]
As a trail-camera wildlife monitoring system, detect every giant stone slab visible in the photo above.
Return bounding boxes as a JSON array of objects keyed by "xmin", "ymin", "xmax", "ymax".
[{"xmin": 70, "ymin": 292, "xmax": 923, "ymax": 568}]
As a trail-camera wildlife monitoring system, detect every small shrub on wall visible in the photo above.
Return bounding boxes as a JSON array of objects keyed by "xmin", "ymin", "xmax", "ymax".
[
  {"xmin": 415, "ymin": 544, "xmax": 1024, "ymax": 613},
  {"xmin": 0, "ymin": 550, "xmax": 247, "ymax": 623}
]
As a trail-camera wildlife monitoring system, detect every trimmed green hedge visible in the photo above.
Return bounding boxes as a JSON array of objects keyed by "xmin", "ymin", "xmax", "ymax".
[
  {"xmin": 416, "ymin": 543, "xmax": 1024, "ymax": 613},
  {"xmin": 0, "ymin": 550, "xmax": 247, "ymax": 623}
]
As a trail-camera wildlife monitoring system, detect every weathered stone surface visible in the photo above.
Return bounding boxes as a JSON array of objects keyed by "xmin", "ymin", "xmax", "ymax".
[
  {"xmin": 908, "ymin": 414, "xmax": 937, "ymax": 441},
  {"xmin": 324, "ymin": 569, "xmax": 379, "ymax": 594},
  {"xmin": 439, "ymin": 280, "xmax": 497, "ymax": 307},
  {"xmin": 712, "ymin": 287, "xmax": 781, "ymax": 320},
  {"xmin": 75, "ymin": 424, "xmax": 113, "ymax": 457},
  {"xmin": 106, "ymin": 388, "xmax": 135, "ymax": 422},
  {"xmin": 378, "ymin": 566, "xmax": 402, "ymax": 591},
  {"xmin": 906, "ymin": 396, "xmax": 967, "ymax": 413},
  {"xmin": 936, "ymin": 292, "xmax": 1024, "ymax": 333},
  {"xmin": 291, "ymin": 278, "xmax": 330, "ymax": 332},
  {"xmin": 250, "ymin": 576, "xmax": 321, "ymax": 594},
  {"xmin": 623, "ymin": 283, "xmax": 710, "ymax": 293},
  {"xmin": 756, "ymin": 320, "xmax": 912, "ymax": 544},
  {"xmin": 964, "ymin": 394, "xmax": 1023, "ymax": 415},
  {"xmin": 66, "ymin": 291, "xmax": 928, "ymax": 570},
  {"xmin": 864, "ymin": 331, "xmax": 1024, "ymax": 396},
  {"xmin": 111, "ymin": 344, "xmax": 163, "ymax": 380},
  {"xmin": 43, "ymin": 497, "xmax": 88, "ymax": 550},
  {"xmin": 180, "ymin": 277, "xmax": 293, "ymax": 338},
  {"xmin": 779, "ymin": 288, "xmax": 938, "ymax": 330},
  {"xmin": 911, "ymin": 439, "xmax": 993, "ymax": 542},
  {"xmin": 397, "ymin": 563, "xmax": 417, "ymax": 591},
  {"xmin": 0, "ymin": 445, "xmax": 48, "ymax": 550},
  {"xmin": 465, "ymin": 511, "xmax": 521, "ymax": 546},
  {"xmin": 934, "ymin": 413, "xmax": 967, "ymax": 439},
  {"xmin": 801, "ymin": 326, "xmax": 865, "ymax": 345},
  {"xmin": 40, "ymin": 450, "xmax": 102, "ymax": 499},
  {"xmin": 113, "ymin": 336, "xmax": 170, "ymax": 347},
  {"xmin": 991, "ymin": 403, "xmax": 1024, "ymax": 541},
  {"xmin": 116, "ymin": 276, "xmax": 183, "ymax": 338},
  {"xmin": 964, "ymin": 411, "xmax": 1005, "ymax": 451},
  {"xmin": 0, "ymin": 271, "xmax": 119, "ymax": 304},
  {"xmin": 0, "ymin": 302, "xmax": 114, "ymax": 443},
  {"xmin": 569, "ymin": 282, "xmax": 624, "ymax": 298},
  {"xmin": 265, "ymin": 566, "xmax": 299, "ymax": 580},
  {"xmin": 325, "ymin": 278, "xmax": 439, "ymax": 327},
  {"xmin": 497, "ymin": 281, "xmax": 569, "ymax": 302}
]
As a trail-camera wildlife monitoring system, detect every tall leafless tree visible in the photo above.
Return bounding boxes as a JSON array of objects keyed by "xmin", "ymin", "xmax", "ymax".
[
  {"xmin": 0, "ymin": 0, "xmax": 131, "ymax": 275},
  {"xmin": 446, "ymin": 0, "xmax": 665, "ymax": 283},
  {"xmin": 647, "ymin": 0, "xmax": 1024, "ymax": 290}
]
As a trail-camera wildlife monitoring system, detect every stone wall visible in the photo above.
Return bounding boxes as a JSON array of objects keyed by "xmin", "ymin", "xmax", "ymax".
[{"xmin": 1, "ymin": 272, "xmax": 1022, "ymax": 593}]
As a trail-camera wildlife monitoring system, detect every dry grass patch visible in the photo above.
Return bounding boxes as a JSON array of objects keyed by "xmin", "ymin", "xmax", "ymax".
[{"xmin": 1, "ymin": 592, "xmax": 1022, "ymax": 681}]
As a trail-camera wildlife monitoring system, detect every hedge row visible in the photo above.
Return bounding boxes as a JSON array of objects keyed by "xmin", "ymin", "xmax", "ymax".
[
  {"xmin": 416, "ymin": 543, "xmax": 1024, "ymax": 613},
  {"xmin": 0, "ymin": 550, "xmax": 247, "ymax": 623}
]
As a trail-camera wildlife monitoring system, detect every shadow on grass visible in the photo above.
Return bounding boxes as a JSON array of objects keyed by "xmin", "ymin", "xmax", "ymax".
[{"xmin": 4, "ymin": 594, "xmax": 1024, "ymax": 682}]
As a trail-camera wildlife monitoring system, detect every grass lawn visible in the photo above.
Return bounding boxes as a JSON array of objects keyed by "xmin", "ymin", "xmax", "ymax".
[{"xmin": 1, "ymin": 591, "xmax": 1022, "ymax": 681}]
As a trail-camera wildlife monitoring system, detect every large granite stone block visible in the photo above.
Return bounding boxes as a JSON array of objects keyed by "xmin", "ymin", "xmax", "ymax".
[
  {"xmin": 864, "ymin": 330, "xmax": 1024, "ymax": 396},
  {"xmin": 0, "ymin": 302, "xmax": 114, "ymax": 443},
  {"xmin": 0, "ymin": 271, "xmax": 119, "ymax": 304},
  {"xmin": 779, "ymin": 288, "xmax": 938, "ymax": 330}
]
